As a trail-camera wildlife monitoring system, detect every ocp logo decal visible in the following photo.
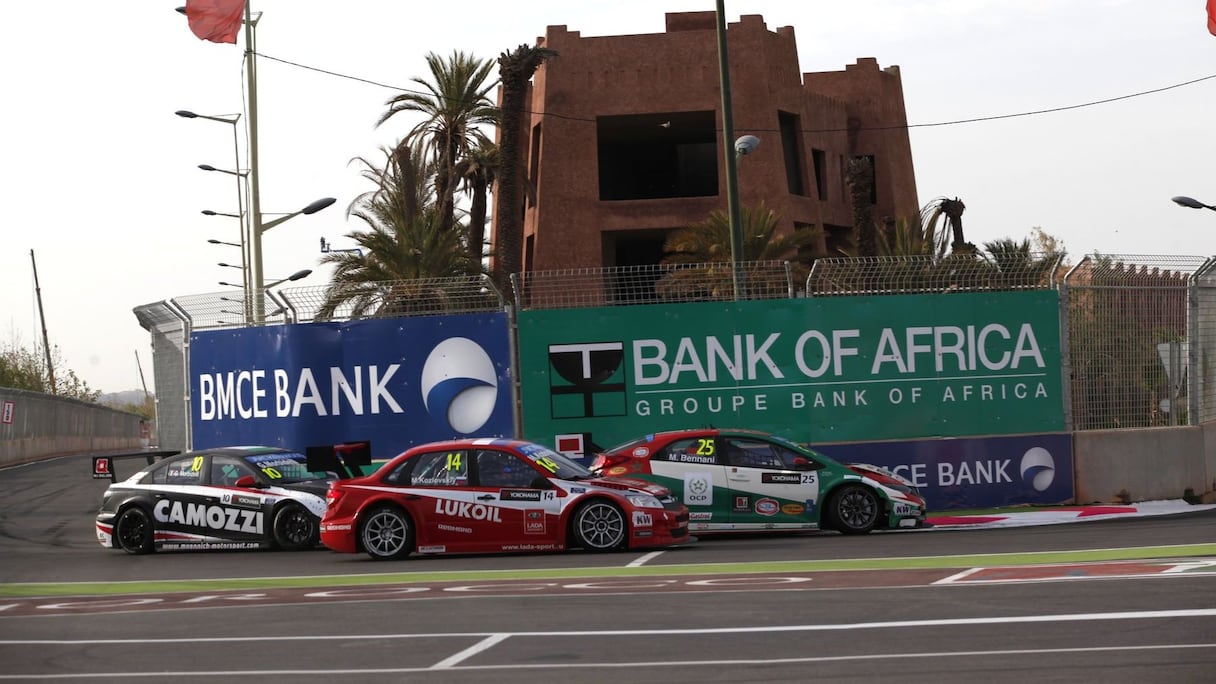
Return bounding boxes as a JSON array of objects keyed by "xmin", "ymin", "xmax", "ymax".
[
  {"xmin": 1020, "ymin": 447, "xmax": 1056, "ymax": 492},
  {"xmin": 421, "ymin": 337, "xmax": 499, "ymax": 434}
]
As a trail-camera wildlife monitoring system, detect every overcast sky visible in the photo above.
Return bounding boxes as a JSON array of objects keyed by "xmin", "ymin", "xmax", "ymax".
[{"xmin": 2, "ymin": 1, "xmax": 1214, "ymax": 394}]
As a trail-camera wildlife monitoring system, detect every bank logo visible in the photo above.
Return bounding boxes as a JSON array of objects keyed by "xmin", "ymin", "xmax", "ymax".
[
  {"xmin": 1020, "ymin": 446, "xmax": 1056, "ymax": 492},
  {"xmin": 547, "ymin": 342, "xmax": 626, "ymax": 419},
  {"xmin": 421, "ymin": 337, "xmax": 499, "ymax": 434}
]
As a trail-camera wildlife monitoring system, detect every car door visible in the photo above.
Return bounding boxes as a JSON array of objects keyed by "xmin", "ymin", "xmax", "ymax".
[
  {"xmin": 146, "ymin": 454, "xmax": 231, "ymax": 546},
  {"xmin": 471, "ymin": 448, "xmax": 562, "ymax": 549},
  {"xmin": 405, "ymin": 448, "xmax": 506, "ymax": 553},
  {"xmin": 719, "ymin": 436, "xmax": 821, "ymax": 529},
  {"xmin": 645, "ymin": 435, "xmax": 732, "ymax": 529}
]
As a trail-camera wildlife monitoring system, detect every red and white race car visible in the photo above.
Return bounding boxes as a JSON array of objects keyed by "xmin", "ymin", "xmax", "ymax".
[{"xmin": 320, "ymin": 438, "xmax": 691, "ymax": 560}]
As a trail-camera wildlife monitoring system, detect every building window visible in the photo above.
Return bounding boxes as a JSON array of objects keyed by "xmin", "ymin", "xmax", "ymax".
[
  {"xmin": 778, "ymin": 111, "xmax": 805, "ymax": 196},
  {"xmin": 811, "ymin": 148, "xmax": 827, "ymax": 200},
  {"xmin": 597, "ymin": 112, "xmax": 718, "ymax": 201},
  {"xmin": 528, "ymin": 123, "xmax": 542, "ymax": 208}
]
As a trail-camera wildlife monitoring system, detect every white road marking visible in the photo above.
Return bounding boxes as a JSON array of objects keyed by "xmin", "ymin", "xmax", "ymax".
[
  {"xmin": 431, "ymin": 633, "xmax": 510, "ymax": 669},
  {"xmin": 3, "ymin": 608, "xmax": 1214, "ymax": 644},
  {"xmin": 627, "ymin": 551, "xmax": 665, "ymax": 567},
  {"xmin": 1, "ymin": 643, "xmax": 1212, "ymax": 679}
]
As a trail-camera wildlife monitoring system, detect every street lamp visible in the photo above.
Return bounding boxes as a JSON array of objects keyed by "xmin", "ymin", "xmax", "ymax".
[
  {"xmin": 208, "ymin": 238, "xmax": 240, "ymax": 248},
  {"xmin": 177, "ymin": 6, "xmax": 332, "ymax": 323},
  {"xmin": 715, "ymin": 0, "xmax": 746, "ymax": 300},
  {"xmin": 199, "ymin": 163, "xmax": 248, "ymax": 177},
  {"xmin": 266, "ymin": 269, "xmax": 312, "ymax": 288},
  {"xmin": 218, "ymin": 262, "xmax": 242, "ymax": 270},
  {"xmin": 1172, "ymin": 196, "xmax": 1216, "ymax": 212}
]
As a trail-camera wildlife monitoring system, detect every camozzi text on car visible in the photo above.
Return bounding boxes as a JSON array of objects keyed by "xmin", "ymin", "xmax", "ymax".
[
  {"xmin": 319, "ymin": 438, "xmax": 691, "ymax": 560},
  {"xmin": 591, "ymin": 428, "xmax": 926, "ymax": 534}
]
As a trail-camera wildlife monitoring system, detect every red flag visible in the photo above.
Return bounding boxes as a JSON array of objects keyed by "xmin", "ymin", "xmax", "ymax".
[
  {"xmin": 184, "ymin": 0, "xmax": 246, "ymax": 44},
  {"xmin": 1209, "ymin": 0, "xmax": 1216, "ymax": 36}
]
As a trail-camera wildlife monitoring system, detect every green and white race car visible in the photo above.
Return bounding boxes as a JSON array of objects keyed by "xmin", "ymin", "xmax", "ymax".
[{"xmin": 592, "ymin": 428, "xmax": 926, "ymax": 534}]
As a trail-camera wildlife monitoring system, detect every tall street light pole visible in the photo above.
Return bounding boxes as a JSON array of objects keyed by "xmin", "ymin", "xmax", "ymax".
[{"xmin": 715, "ymin": 0, "xmax": 745, "ymax": 301}]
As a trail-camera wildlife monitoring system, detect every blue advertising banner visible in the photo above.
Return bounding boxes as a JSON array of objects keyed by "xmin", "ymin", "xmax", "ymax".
[
  {"xmin": 813, "ymin": 433, "xmax": 1074, "ymax": 511},
  {"xmin": 189, "ymin": 313, "xmax": 513, "ymax": 458}
]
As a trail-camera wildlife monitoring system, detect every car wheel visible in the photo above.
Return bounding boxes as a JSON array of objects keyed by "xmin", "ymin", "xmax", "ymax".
[
  {"xmin": 828, "ymin": 484, "xmax": 880, "ymax": 535},
  {"xmin": 272, "ymin": 503, "xmax": 319, "ymax": 550},
  {"xmin": 360, "ymin": 506, "xmax": 413, "ymax": 560},
  {"xmin": 572, "ymin": 500, "xmax": 627, "ymax": 552},
  {"xmin": 115, "ymin": 506, "xmax": 155, "ymax": 555}
]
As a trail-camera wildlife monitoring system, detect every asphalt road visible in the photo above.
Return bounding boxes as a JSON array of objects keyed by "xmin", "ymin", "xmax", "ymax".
[{"xmin": 2, "ymin": 452, "xmax": 1215, "ymax": 682}]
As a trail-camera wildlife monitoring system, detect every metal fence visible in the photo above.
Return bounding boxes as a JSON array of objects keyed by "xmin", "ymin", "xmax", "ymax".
[
  {"xmin": 136, "ymin": 254, "xmax": 1216, "ymax": 450},
  {"xmin": 1061, "ymin": 254, "xmax": 1216, "ymax": 430},
  {"xmin": 511, "ymin": 261, "xmax": 796, "ymax": 309},
  {"xmin": 807, "ymin": 253, "xmax": 1066, "ymax": 296}
]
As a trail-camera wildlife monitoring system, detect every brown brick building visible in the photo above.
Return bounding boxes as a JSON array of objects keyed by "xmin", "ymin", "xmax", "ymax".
[{"xmin": 496, "ymin": 11, "xmax": 920, "ymax": 273}]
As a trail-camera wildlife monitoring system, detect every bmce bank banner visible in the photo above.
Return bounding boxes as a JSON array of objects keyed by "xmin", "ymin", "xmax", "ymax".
[{"xmin": 189, "ymin": 313, "xmax": 512, "ymax": 458}]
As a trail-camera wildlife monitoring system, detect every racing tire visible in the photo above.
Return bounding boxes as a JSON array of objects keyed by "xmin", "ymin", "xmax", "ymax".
[
  {"xmin": 826, "ymin": 484, "xmax": 880, "ymax": 535},
  {"xmin": 359, "ymin": 506, "xmax": 414, "ymax": 561},
  {"xmin": 272, "ymin": 503, "xmax": 319, "ymax": 550},
  {"xmin": 115, "ymin": 506, "xmax": 155, "ymax": 555},
  {"xmin": 571, "ymin": 500, "xmax": 627, "ymax": 552}
]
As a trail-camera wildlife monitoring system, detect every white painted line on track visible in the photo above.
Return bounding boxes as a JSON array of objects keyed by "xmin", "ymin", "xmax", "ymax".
[
  {"xmin": 4, "ymin": 608, "xmax": 1215, "ymax": 644},
  {"xmin": 627, "ymin": 551, "xmax": 665, "ymax": 567},
  {"xmin": 1, "ymin": 643, "xmax": 1213, "ymax": 679},
  {"xmin": 431, "ymin": 633, "xmax": 510, "ymax": 669}
]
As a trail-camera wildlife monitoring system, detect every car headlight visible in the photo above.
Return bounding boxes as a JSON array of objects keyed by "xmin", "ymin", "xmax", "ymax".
[{"xmin": 626, "ymin": 494, "xmax": 663, "ymax": 509}]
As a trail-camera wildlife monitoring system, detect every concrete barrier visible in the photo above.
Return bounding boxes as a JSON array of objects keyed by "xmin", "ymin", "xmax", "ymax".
[
  {"xmin": 1074, "ymin": 423, "xmax": 1216, "ymax": 503},
  {"xmin": 0, "ymin": 389, "xmax": 145, "ymax": 467}
]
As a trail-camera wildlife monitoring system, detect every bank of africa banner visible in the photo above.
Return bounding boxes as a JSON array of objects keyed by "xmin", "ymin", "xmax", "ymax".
[
  {"xmin": 518, "ymin": 291, "xmax": 1064, "ymax": 449},
  {"xmin": 814, "ymin": 433, "xmax": 1075, "ymax": 510},
  {"xmin": 189, "ymin": 313, "xmax": 512, "ymax": 458}
]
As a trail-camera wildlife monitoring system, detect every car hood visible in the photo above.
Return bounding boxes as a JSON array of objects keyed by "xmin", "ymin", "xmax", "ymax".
[{"xmin": 581, "ymin": 476, "xmax": 671, "ymax": 498}]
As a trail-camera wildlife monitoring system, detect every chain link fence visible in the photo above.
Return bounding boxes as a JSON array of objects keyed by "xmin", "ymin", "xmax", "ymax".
[
  {"xmin": 1062, "ymin": 255, "xmax": 1216, "ymax": 430},
  {"xmin": 512, "ymin": 261, "xmax": 795, "ymax": 310},
  {"xmin": 137, "ymin": 255, "xmax": 1216, "ymax": 450},
  {"xmin": 807, "ymin": 253, "xmax": 1065, "ymax": 296}
]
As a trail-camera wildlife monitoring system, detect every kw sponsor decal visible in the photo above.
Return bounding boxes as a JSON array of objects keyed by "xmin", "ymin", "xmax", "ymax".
[
  {"xmin": 632, "ymin": 511, "xmax": 653, "ymax": 528},
  {"xmin": 154, "ymin": 500, "xmax": 263, "ymax": 534}
]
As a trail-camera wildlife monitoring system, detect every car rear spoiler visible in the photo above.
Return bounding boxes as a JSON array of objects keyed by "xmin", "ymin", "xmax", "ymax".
[
  {"xmin": 92, "ymin": 450, "xmax": 181, "ymax": 483},
  {"xmin": 306, "ymin": 441, "xmax": 373, "ymax": 479}
]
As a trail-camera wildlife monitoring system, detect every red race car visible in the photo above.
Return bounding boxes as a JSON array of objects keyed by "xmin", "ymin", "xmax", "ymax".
[{"xmin": 320, "ymin": 438, "xmax": 691, "ymax": 560}]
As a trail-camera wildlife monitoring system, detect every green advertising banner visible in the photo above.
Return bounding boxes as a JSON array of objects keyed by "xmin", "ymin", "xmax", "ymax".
[{"xmin": 518, "ymin": 290, "xmax": 1065, "ymax": 451}]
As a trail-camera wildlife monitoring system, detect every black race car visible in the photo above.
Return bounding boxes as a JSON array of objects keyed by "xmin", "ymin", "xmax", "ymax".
[{"xmin": 93, "ymin": 443, "xmax": 370, "ymax": 554}]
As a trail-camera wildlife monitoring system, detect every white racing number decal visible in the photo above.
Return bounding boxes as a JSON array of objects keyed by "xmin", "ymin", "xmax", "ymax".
[{"xmin": 154, "ymin": 500, "xmax": 263, "ymax": 534}]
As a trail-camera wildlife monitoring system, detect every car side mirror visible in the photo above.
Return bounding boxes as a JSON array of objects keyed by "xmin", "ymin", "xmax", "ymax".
[
  {"xmin": 792, "ymin": 457, "xmax": 814, "ymax": 471},
  {"xmin": 530, "ymin": 476, "xmax": 554, "ymax": 490},
  {"xmin": 234, "ymin": 475, "xmax": 263, "ymax": 488}
]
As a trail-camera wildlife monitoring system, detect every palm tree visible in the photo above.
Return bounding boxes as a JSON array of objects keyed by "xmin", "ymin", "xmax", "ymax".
[
  {"xmin": 982, "ymin": 237, "xmax": 1060, "ymax": 289},
  {"xmin": 314, "ymin": 142, "xmax": 481, "ymax": 320},
  {"xmin": 455, "ymin": 140, "xmax": 499, "ymax": 264},
  {"xmin": 378, "ymin": 51, "xmax": 498, "ymax": 236},
  {"xmin": 492, "ymin": 43, "xmax": 557, "ymax": 291},
  {"xmin": 658, "ymin": 202, "xmax": 823, "ymax": 299}
]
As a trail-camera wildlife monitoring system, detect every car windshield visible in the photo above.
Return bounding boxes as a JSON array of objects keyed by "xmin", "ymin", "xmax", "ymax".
[
  {"xmin": 242, "ymin": 451, "xmax": 332, "ymax": 484},
  {"xmin": 516, "ymin": 443, "xmax": 594, "ymax": 480},
  {"xmin": 604, "ymin": 435, "xmax": 652, "ymax": 454}
]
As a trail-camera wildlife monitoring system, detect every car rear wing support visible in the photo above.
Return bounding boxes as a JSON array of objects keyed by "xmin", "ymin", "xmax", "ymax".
[{"xmin": 306, "ymin": 441, "xmax": 372, "ymax": 479}]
